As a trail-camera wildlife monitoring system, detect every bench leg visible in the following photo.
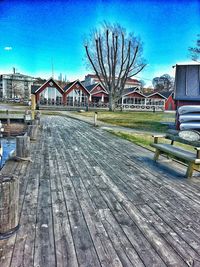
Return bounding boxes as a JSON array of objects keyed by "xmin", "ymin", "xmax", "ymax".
[
  {"xmin": 186, "ymin": 163, "xmax": 194, "ymax": 178},
  {"xmin": 154, "ymin": 149, "xmax": 160, "ymax": 161}
]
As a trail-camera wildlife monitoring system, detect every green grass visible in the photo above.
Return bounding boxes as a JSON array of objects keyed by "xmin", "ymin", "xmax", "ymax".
[
  {"xmin": 109, "ymin": 130, "xmax": 195, "ymax": 153},
  {"xmin": 75, "ymin": 111, "xmax": 175, "ymax": 133},
  {"xmin": 109, "ymin": 130, "xmax": 155, "ymax": 150},
  {"xmin": 0, "ymin": 110, "xmax": 25, "ymax": 114}
]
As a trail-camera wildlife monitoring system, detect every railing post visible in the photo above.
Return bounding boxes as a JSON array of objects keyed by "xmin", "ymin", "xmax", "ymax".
[
  {"xmin": 16, "ymin": 135, "xmax": 30, "ymax": 160},
  {"xmin": 94, "ymin": 112, "xmax": 98, "ymax": 127},
  {"xmin": 27, "ymin": 125, "xmax": 38, "ymax": 141}
]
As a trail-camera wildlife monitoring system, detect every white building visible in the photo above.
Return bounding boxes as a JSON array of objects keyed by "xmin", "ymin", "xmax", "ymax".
[
  {"xmin": 0, "ymin": 71, "xmax": 36, "ymax": 100},
  {"xmin": 83, "ymin": 74, "xmax": 141, "ymax": 89}
]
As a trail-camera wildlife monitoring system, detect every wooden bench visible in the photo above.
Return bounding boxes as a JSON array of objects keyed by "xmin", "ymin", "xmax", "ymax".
[{"xmin": 151, "ymin": 132, "xmax": 200, "ymax": 178}]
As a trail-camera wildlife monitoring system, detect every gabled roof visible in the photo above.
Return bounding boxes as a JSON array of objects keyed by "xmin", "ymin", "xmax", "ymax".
[
  {"xmin": 85, "ymin": 83, "xmax": 108, "ymax": 94},
  {"xmin": 159, "ymin": 91, "xmax": 173, "ymax": 99},
  {"xmin": 145, "ymin": 92, "xmax": 167, "ymax": 99},
  {"xmin": 85, "ymin": 84, "xmax": 97, "ymax": 92},
  {"xmin": 33, "ymin": 77, "xmax": 64, "ymax": 94},
  {"xmin": 122, "ymin": 87, "xmax": 145, "ymax": 97},
  {"xmin": 63, "ymin": 80, "xmax": 77, "ymax": 91},
  {"xmin": 63, "ymin": 80, "xmax": 90, "ymax": 95}
]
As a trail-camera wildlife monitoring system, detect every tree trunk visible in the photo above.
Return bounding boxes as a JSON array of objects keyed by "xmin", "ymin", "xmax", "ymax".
[{"xmin": 109, "ymin": 94, "xmax": 116, "ymax": 111}]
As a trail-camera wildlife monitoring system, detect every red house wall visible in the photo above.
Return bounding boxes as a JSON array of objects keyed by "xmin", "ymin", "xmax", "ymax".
[
  {"xmin": 63, "ymin": 82, "xmax": 90, "ymax": 104},
  {"xmin": 64, "ymin": 83, "xmax": 90, "ymax": 96},
  {"xmin": 34, "ymin": 79, "xmax": 64, "ymax": 104},
  {"xmin": 91, "ymin": 85, "xmax": 107, "ymax": 94},
  {"xmin": 148, "ymin": 94, "xmax": 164, "ymax": 99},
  {"xmin": 165, "ymin": 95, "xmax": 176, "ymax": 111}
]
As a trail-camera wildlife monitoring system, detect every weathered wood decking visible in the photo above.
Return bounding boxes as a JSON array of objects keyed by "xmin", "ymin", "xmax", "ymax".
[{"xmin": 1, "ymin": 116, "xmax": 200, "ymax": 266}]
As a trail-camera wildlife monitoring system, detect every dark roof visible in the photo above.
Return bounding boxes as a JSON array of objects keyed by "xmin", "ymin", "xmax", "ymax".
[
  {"xmin": 85, "ymin": 84, "xmax": 98, "ymax": 92},
  {"xmin": 31, "ymin": 85, "xmax": 40, "ymax": 94},
  {"xmin": 144, "ymin": 92, "xmax": 167, "ymax": 99},
  {"xmin": 159, "ymin": 91, "xmax": 173, "ymax": 98},
  {"xmin": 144, "ymin": 93, "xmax": 153, "ymax": 97},
  {"xmin": 123, "ymin": 87, "xmax": 140, "ymax": 95},
  {"xmin": 63, "ymin": 80, "xmax": 76, "ymax": 91}
]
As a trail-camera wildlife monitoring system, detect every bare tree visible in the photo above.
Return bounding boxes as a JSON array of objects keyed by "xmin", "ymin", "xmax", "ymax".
[
  {"xmin": 84, "ymin": 23, "xmax": 146, "ymax": 111},
  {"xmin": 189, "ymin": 34, "xmax": 200, "ymax": 62}
]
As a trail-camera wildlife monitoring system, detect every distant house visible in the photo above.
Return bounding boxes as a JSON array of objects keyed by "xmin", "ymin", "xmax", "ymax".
[
  {"xmin": 120, "ymin": 88, "xmax": 166, "ymax": 110},
  {"xmin": 85, "ymin": 83, "xmax": 109, "ymax": 106}
]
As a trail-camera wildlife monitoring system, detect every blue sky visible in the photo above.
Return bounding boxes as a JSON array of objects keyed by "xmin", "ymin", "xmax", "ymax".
[{"xmin": 0, "ymin": 0, "xmax": 199, "ymax": 86}]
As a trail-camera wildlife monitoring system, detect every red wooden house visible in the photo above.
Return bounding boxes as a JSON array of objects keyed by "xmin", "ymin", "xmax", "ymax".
[
  {"xmin": 31, "ymin": 78, "xmax": 64, "ymax": 105},
  {"xmin": 63, "ymin": 80, "xmax": 90, "ymax": 106}
]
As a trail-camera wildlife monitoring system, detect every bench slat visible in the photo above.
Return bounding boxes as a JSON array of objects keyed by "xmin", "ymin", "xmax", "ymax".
[{"xmin": 151, "ymin": 143, "xmax": 200, "ymax": 164}]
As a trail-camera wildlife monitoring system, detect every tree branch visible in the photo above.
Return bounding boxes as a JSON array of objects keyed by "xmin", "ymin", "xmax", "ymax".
[{"xmin": 85, "ymin": 45, "xmax": 106, "ymax": 89}]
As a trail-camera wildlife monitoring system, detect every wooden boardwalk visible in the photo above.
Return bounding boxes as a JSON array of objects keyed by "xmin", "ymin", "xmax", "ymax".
[{"xmin": 1, "ymin": 116, "xmax": 200, "ymax": 267}]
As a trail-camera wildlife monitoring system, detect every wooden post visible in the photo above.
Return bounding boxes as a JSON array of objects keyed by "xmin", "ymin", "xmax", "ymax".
[
  {"xmin": 27, "ymin": 125, "xmax": 38, "ymax": 141},
  {"xmin": 31, "ymin": 94, "xmax": 36, "ymax": 121},
  {"xmin": 94, "ymin": 112, "xmax": 98, "ymax": 127},
  {"xmin": 16, "ymin": 135, "xmax": 30, "ymax": 160},
  {"xmin": 35, "ymin": 111, "xmax": 41, "ymax": 121},
  {"xmin": 32, "ymin": 119, "xmax": 40, "ymax": 126},
  {"xmin": 6, "ymin": 110, "xmax": 10, "ymax": 137},
  {"xmin": 0, "ymin": 174, "xmax": 19, "ymax": 239}
]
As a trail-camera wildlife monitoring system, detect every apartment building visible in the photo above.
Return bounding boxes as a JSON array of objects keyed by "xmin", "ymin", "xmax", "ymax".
[{"xmin": 0, "ymin": 71, "xmax": 36, "ymax": 100}]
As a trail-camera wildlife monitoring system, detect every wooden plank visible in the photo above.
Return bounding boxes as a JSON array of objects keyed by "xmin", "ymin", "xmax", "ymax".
[
  {"xmin": 49, "ymin": 151, "xmax": 78, "ymax": 266},
  {"xmin": 68, "ymin": 210, "xmax": 101, "ymax": 267},
  {"xmin": 54, "ymin": 125, "xmax": 126, "ymax": 266},
  {"xmin": 9, "ymin": 134, "xmax": 42, "ymax": 267},
  {"xmin": 33, "ymin": 136, "xmax": 56, "ymax": 267},
  {"xmin": 139, "ymin": 204, "xmax": 200, "ymax": 264}
]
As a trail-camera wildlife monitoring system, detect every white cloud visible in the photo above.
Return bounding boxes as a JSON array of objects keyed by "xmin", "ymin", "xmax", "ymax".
[{"xmin": 4, "ymin": 47, "xmax": 12, "ymax": 51}]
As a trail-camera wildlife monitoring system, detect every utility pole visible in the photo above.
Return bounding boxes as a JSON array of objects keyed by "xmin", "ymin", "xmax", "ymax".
[{"xmin": 51, "ymin": 58, "xmax": 54, "ymax": 79}]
